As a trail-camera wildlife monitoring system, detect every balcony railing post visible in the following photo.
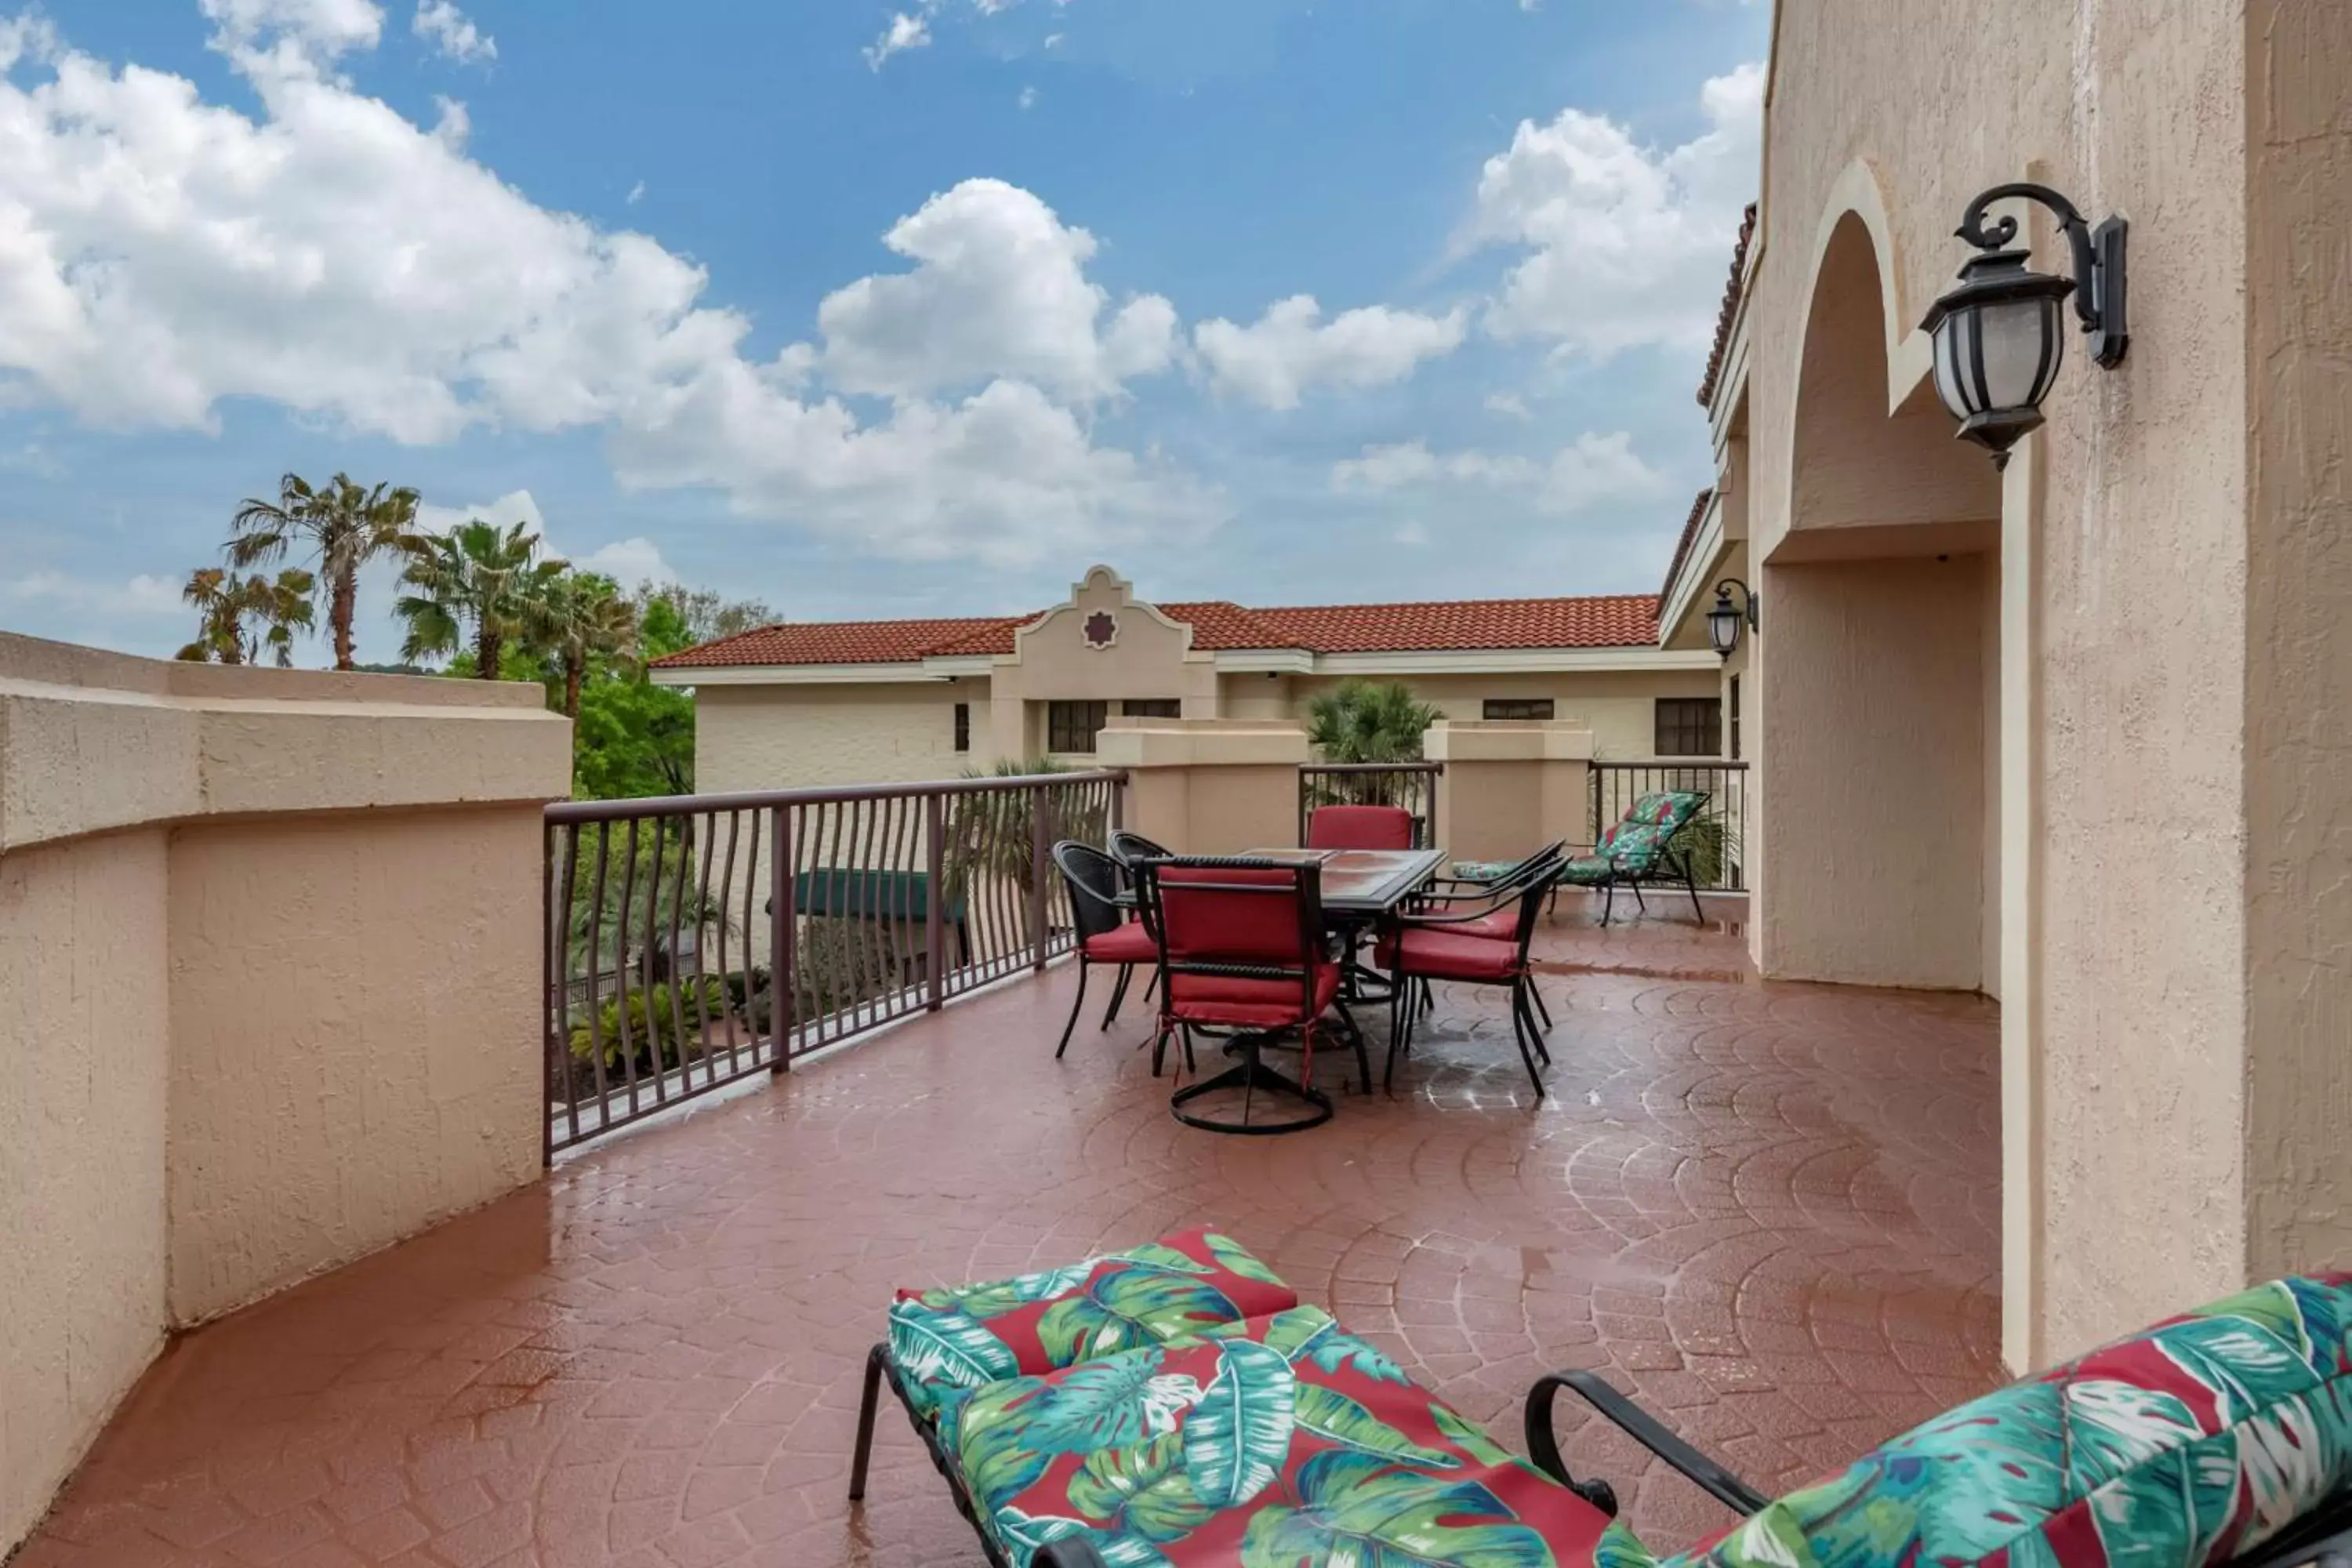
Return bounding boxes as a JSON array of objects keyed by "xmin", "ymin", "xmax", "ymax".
[
  {"xmin": 925, "ymin": 792, "xmax": 946, "ymax": 1012},
  {"xmin": 769, "ymin": 805, "xmax": 793, "ymax": 1075},
  {"xmin": 1029, "ymin": 783, "xmax": 1051, "ymax": 973}
]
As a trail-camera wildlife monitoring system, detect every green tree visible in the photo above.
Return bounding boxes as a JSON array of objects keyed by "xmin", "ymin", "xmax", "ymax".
[
  {"xmin": 632, "ymin": 583, "xmax": 777, "ymax": 648},
  {"xmin": 395, "ymin": 519, "xmax": 568, "ymax": 677},
  {"xmin": 176, "ymin": 566, "xmax": 317, "ymax": 667},
  {"xmin": 537, "ymin": 572, "xmax": 641, "ymax": 718},
  {"xmin": 572, "ymin": 675, "xmax": 696, "ymax": 799},
  {"xmin": 227, "ymin": 473, "xmax": 421, "ymax": 670},
  {"xmin": 1305, "ymin": 679, "xmax": 1441, "ymax": 764}
]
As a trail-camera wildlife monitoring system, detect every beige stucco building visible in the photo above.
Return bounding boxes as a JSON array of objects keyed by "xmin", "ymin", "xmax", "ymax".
[
  {"xmin": 1659, "ymin": 0, "xmax": 2352, "ymax": 1369},
  {"xmin": 652, "ymin": 567, "xmax": 1726, "ymax": 797}
]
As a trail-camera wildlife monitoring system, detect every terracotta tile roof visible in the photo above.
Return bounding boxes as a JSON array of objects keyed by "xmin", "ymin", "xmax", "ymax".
[
  {"xmin": 655, "ymin": 593, "xmax": 1663, "ymax": 670},
  {"xmin": 651, "ymin": 615, "xmax": 1029, "ymax": 670},
  {"xmin": 1250, "ymin": 596, "xmax": 1658, "ymax": 654},
  {"xmin": 1658, "ymin": 488, "xmax": 1715, "ymax": 607},
  {"xmin": 1697, "ymin": 202, "xmax": 1759, "ymax": 410}
]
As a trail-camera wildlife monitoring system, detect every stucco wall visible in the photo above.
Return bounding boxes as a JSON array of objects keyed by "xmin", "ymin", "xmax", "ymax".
[
  {"xmin": 0, "ymin": 831, "xmax": 171, "ymax": 1555},
  {"xmin": 1293, "ymin": 671, "xmax": 1722, "ymax": 762},
  {"xmin": 1751, "ymin": 0, "xmax": 2352, "ymax": 1363},
  {"xmin": 2240, "ymin": 0, "xmax": 2352, "ymax": 1287},
  {"xmin": 695, "ymin": 681, "xmax": 981, "ymax": 793},
  {"xmin": 1756, "ymin": 556, "xmax": 1988, "ymax": 991},
  {"xmin": 166, "ymin": 807, "xmax": 546, "ymax": 1323},
  {"xmin": 0, "ymin": 634, "xmax": 568, "ymax": 1553}
]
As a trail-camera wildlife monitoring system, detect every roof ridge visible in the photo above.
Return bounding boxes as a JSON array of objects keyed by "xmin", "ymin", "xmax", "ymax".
[{"xmin": 1249, "ymin": 591, "xmax": 1657, "ymax": 614}]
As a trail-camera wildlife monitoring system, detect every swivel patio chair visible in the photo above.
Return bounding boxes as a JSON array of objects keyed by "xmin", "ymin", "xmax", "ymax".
[
  {"xmin": 1568, "ymin": 789, "xmax": 1711, "ymax": 925},
  {"xmin": 1048, "ymin": 840, "xmax": 1158, "ymax": 1058},
  {"xmin": 1139, "ymin": 855, "xmax": 1372, "ymax": 1134},
  {"xmin": 1376, "ymin": 866, "xmax": 1563, "ymax": 1097},
  {"xmin": 1305, "ymin": 802, "xmax": 1416, "ymax": 851},
  {"xmin": 1406, "ymin": 841, "xmax": 1566, "ymax": 1029}
]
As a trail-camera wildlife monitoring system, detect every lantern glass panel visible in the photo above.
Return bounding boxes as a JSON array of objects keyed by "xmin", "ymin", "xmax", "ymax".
[
  {"xmin": 1708, "ymin": 601, "xmax": 1741, "ymax": 658},
  {"xmin": 1977, "ymin": 296, "xmax": 2063, "ymax": 412}
]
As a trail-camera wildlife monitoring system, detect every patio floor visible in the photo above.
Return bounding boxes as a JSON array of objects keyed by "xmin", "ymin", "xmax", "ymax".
[{"xmin": 23, "ymin": 913, "xmax": 2002, "ymax": 1568}]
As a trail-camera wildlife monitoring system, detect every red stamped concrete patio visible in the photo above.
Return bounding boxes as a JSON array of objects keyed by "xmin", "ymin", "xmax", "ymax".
[{"xmin": 22, "ymin": 918, "xmax": 2001, "ymax": 1567}]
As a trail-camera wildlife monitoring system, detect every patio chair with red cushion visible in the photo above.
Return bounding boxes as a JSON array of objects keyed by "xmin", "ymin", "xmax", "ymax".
[
  {"xmin": 1049, "ymin": 840, "xmax": 1159, "ymax": 1059},
  {"xmin": 1305, "ymin": 802, "xmax": 1416, "ymax": 850},
  {"xmin": 1376, "ymin": 866, "xmax": 1563, "ymax": 1097},
  {"xmin": 1140, "ymin": 855, "xmax": 1372, "ymax": 1134}
]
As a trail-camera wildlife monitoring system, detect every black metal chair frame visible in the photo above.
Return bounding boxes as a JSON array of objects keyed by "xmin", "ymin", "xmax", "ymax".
[
  {"xmin": 853, "ymin": 1340, "xmax": 2352, "ymax": 1568},
  {"xmin": 1381, "ymin": 868, "xmax": 1563, "ymax": 1098},
  {"xmin": 1406, "ymin": 841, "xmax": 1566, "ymax": 1031},
  {"xmin": 1578, "ymin": 797, "xmax": 1713, "ymax": 927},
  {"xmin": 1048, "ymin": 840, "xmax": 1153, "ymax": 1058},
  {"xmin": 1138, "ymin": 855, "xmax": 1373, "ymax": 1136}
]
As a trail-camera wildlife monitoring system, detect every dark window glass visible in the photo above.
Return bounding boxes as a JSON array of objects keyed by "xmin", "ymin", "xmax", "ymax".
[
  {"xmin": 1048, "ymin": 700, "xmax": 1109, "ymax": 753},
  {"xmin": 953, "ymin": 702, "xmax": 971, "ymax": 753},
  {"xmin": 1655, "ymin": 698, "xmax": 1724, "ymax": 757},
  {"xmin": 1482, "ymin": 699, "xmax": 1555, "ymax": 721},
  {"xmin": 1728, "ymin": 677, "xmax": 1741, "ymax": 762},
  {"xmin": 1122, "ymin": 699, "xmax": 1183, "ymax": 719}
]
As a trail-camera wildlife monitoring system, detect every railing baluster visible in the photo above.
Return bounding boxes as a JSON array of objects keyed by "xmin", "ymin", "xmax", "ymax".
[{"xmin": 769, "ymin": 804, "xmax": 792, "ymax": 1071}]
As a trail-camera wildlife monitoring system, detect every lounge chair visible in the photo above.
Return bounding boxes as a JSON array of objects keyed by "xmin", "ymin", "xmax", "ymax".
[{"xmin": 1566, "ymin": 789, "xmax": 1711, "ymax": 926}]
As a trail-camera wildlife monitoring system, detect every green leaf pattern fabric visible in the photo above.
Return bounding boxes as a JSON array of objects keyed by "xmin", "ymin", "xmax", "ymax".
[
  {"xmin": 949, "ymin": 1307, "xmax": 1612, "ymax": 1567},
  {"xmin": 886, "ymin": 1227, "xmax": 1299, "ymax": 1421},
  {"xmin": 1662, "ymin": 1273, "xmax": 2352, "ymax": 1568}
]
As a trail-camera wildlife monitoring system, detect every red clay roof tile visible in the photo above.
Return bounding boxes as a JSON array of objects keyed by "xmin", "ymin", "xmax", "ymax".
[
  {"xmin": 653, "ymin": 593, "xmax": 1662, "ymax": 670},
  {"xmin": 1697, "ymin": 203, "xmax": 1759, "ymax": 411}
]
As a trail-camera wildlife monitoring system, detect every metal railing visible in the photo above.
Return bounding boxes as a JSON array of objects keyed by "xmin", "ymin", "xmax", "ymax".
[
  {"xmin": 1297, "ymin": 763, "xmax": 1443, "ymax": 848},
  {"xmin": 1588, "ymin": 760, "xmax": 1751, "ymax": 891},
  {"xmin": 543, "ymin": 770, "xmax": 1124, "ymax": 1156}
]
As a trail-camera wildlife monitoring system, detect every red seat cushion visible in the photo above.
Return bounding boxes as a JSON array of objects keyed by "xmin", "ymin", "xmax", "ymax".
[
  {"xmin": 1376, "ymin": 926, "xmax": 1523, "ymax": 981},
  {"xmin": 1167, "ymin": 962, "xmax": 1341, "ymax": 1029},
  {"xmin": 1081, "ymin": 921, "xmax": 1157, "ymax": 964},
  {"xmin": 1306, "ymin": 804, "xmax": 1415, "ymax": 851},
  {"xmin": 1453, "ymin": 907, "xmax": 1519, "ymax": 942}
]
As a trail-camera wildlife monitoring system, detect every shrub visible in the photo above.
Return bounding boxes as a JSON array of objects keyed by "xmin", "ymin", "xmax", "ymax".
[{"xmin": 569, "ymin": 975, "xmax": 730, "ymax": 1073}]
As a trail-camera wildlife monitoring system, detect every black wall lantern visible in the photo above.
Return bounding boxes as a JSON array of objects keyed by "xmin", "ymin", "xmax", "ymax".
[
  {"xmin": 1921, "ymin": 183, "xmax": 2128, "ymax": 466},
  {"xmin": 1708, "ymin": 579, "xmax": 1758, "ymax": 660}
]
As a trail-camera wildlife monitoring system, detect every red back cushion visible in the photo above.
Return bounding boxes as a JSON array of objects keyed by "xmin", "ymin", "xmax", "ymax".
[
  {"xmin": 1155, "ymin": 863, "xmax": 1310, "ymax": 966},
  {"xmin": 1308, "ymin": 805, "xmax": 1414, "ymax": 850}
]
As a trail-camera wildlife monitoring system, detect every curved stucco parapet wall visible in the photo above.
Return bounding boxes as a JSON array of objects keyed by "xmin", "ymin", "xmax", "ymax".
[
  {"xmin": 0, "ymin": 631, "xmax": 571, "ymax": 1557},
  {"xmin": 0, "ymin": 631, "xmax": 571, "ymax": 852}
]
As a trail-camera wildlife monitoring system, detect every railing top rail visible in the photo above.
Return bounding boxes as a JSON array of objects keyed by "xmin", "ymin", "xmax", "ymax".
[
  {"xmin": 546, "ymin": 769, "xmax": 1129, "ymax": 826},
  {"xmin": 1592, "ymin": 759, "xmax": 1749, "ymax": 772},
  {"xmin": 1298, "ymin": 761, "xmax": 1446, "ymax": 775}
]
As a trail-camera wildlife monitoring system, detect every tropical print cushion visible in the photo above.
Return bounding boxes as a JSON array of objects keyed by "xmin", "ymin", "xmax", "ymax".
[
  {"xmin": 887, "ymin": 1228, "xmax": 1298, "ymax": 1423},
  {"xmin": 1659, "ymin": 1274, "xmax": 2352, "ymax": 1568},
  {"xmin": 1454, "ymin": 860, "xmax": 1519, "ymax": 884},
  {"xmin": 944, "ymin": 1305, "xmax": 1621, "ymax": 1567},
  {"xmin": 1624, "ymin": 791, "xmax": 1706, "ymax": 832},
  {"xmin": 1559, "ymin": 855, "xmax": 1617, "ymax": 887}
]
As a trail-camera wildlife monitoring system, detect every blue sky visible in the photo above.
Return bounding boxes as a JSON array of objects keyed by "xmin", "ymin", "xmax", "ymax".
[{"xmin": 0, "ymin": 0, "xmax": 1767, "ymax": 663}]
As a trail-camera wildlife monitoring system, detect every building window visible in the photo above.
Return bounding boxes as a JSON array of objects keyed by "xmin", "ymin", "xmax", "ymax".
[
  {"xmin": 953, "ymin": 702, "xmax": 971, "ymax": 753},
  {"xmin": 1655, "ymin": 698, "xmax": 1723, "ymax": 757},
  {"xmin": 1482, "ymin": 699, "xmax": 1555, "ymax": 721},
  {"xmin": 1728, "ymin": 677, "xmax": 1741, "ymax": 762},
  {"xmin": 1047, "ymin": 700, "xmax": 1109, "ymax": 753},
  {"xmin": 1123, "ymin": 699, "xmax": 1183, "ymax": 719}
]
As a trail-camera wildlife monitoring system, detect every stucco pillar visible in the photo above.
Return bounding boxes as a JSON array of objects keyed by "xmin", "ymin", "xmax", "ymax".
[
  {"xmin": 1094, "ymin": 720, "xmax": 1311, "ymax": 854},
  {"xmin": 1423, "ymin": 721, "xmax": 1594, "ymax": 866},
  {"xmin": 0, "ymin": 635, "xmax": 571, "ymax": 1555}
]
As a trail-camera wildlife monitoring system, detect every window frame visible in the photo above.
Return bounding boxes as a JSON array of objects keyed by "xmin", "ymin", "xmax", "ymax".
[
  {"xmin": 1481, "ymin": 699, "xmax": 1556, "ymax": 721},
  {"xmin": 1727, "ymin": 677, "xmax": 1741, "ymax": 763},
  {"xmin": 1121, "ymin": 699, "xmax": 1183, "ymax": 719},
  {"xmin": 953, "ymin": 701, "xmax": 971, "ymax": 754},
  {"xmin": 1654, "ymin": 697, "xmax": 1724, "ymax": 758},
  {"xmin": 1047, "ymin": 699, "xmax": 1110, "ymax": 754}
]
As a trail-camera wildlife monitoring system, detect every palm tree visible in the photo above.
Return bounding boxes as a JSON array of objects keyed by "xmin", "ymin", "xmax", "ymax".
[
  {"xmin": 538, "ymin": 573, "xmax": 641, "ymax": 717},
  {"xmin": 395, "ymin": 519, "xmax": 568, "ymax": 677},
  {"xmin": 228, "ymin": 473, "xmax": 422, "ymax": 670},
  {"xmin": 176, "ymin": 567, "xmax": 317, "ymax": 667},
  {"xmin": 1305, "ymin": 679, "xmax": 1442, "ymax": 764}
]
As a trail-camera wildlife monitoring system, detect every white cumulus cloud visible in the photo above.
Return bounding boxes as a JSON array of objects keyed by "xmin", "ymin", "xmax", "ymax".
[
  {"xmin": 810, "ymin": 179, "xmax": 1179, "ymax": 403},
  {"xmin": 1332, "ymin": 432, "xmax": 1667, "ymax": 516},
  {"xmin": 1193, "ymin": 296, "xmax": 1466, "ymax": 411},
  {"xmin": 412, "ymin": 1, "xmax": 494, "ymax": 64},
  {"xmin": 1468, "ymin": 62, "xmax": 1762, "ymax": 358},
  {"xmin": 864, "ymin": 12, "xmax": 931, "ymax": 69},
  {"xmin": 0, "ymin": 16, "xmax": 1222, "ymax": 567}
]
